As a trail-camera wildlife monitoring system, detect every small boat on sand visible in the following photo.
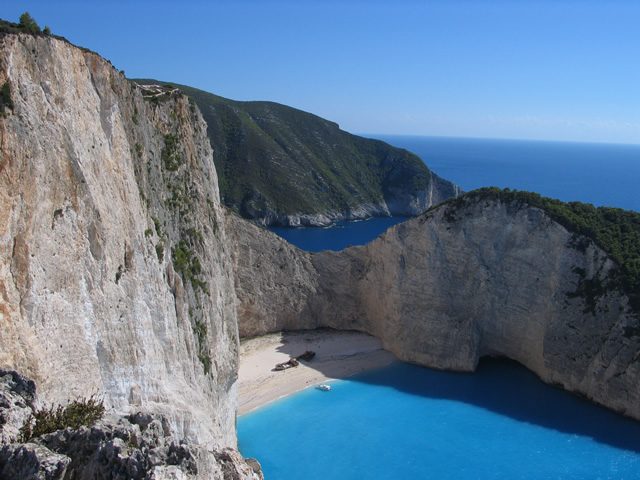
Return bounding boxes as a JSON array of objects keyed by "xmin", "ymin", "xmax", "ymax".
[
  {"xmin": 273, "ymin": 358, "xmax": 299, "ymax": 371},
  {"xmin": 297, "ymin": 350, "xmax": 316, "ymax": 362},
  {"xmin": 317, "ymin": 384, "xmax": 331, "ymax": 391},
  {"xmin": 273, "ymin": 351, "xmax": 315, "ymax": 371}
]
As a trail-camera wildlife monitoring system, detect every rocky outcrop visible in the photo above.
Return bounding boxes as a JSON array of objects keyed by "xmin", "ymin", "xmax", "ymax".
[
  {"xmin": 246, "ymin": 202, "xmax": 395, "ymax": 229},
  {"xmin": 242, "ymin": 170, "xmax": 464, "ymax": 228},
  {"xmin": 0, "ymin": 370, "xmax": 36, "ymax": 446},
  {"xmin": 244, "ymin": 172, "xmax": 463, "ymax": 228},
  {"xmin": 0, "ymin": 370, "xmax": 263, "ymax": 479},
  {"xmin": 229, "ymin": 196, "xmax": 640, "ymax": 421},
  {"xmin": 0, "ymin": 32, "xmax": 253, "ymax": 476}
]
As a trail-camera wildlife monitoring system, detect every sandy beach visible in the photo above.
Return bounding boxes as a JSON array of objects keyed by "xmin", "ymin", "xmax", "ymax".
[{"xmin": 238, "ymin": 329, "xmax": 397, "ymax": 415}]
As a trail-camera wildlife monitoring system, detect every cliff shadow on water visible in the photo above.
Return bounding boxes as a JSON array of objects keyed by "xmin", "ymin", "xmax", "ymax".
[
  {"xmin": 259, "ymin": 328, "xmax": 640, "ymax": 454},
  {"xmin": 344, "ymin": 357, "xmax": 640, "ymax": 454}
]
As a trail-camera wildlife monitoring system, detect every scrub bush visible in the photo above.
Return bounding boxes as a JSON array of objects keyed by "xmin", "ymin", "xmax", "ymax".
[{"xmin": 19, "ymin": 396, "xmax": 105, "ymax": 442}]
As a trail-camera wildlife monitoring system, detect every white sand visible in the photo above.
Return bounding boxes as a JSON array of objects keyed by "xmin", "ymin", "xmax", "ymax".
[{"xmin": 238, "ymin": 329, "xmax": 397, "ymax": 415}]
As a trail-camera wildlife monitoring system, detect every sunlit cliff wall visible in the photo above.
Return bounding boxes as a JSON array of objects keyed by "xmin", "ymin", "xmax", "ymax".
[
  {"xmin": 230, "ymin": 197, "xmax": 640, "ymax": 421},
  {"xmin": 0, "ymin": 33, "xmax": 240, "ymax": 451}
]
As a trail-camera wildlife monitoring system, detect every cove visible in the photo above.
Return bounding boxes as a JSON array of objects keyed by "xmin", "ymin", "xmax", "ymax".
[
  {"xmin": 238, "ymin": 359, "xmax": 640, "ymax": 479},
  {"xmin": 268, "ymin": 216, "xmax": 407, "ymax": 252}
]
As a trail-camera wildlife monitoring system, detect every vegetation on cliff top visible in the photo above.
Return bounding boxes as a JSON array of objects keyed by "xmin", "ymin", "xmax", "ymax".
[
  {"xmin": 134, "ymin": 79, "xmax": 452, "ymax": 221},
  {"xmin": 0, "ymin": 15, "xmax": 103, "ymax": 58},
  {"xmin": 441, "ymin": 187, "xmax": 640, "ymax": 310},
  {"xmin": 0, "ymin": 13, "xmax": 51, "ymax": 37}
]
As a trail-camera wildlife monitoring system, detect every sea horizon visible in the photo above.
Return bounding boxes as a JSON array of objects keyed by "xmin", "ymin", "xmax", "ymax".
[
  {"xmin": 360, "ymin": 133, "xmax": 640, "ymax": 148},
  {"xmin": 367, "ymin": 134, "xmax": 640, "ymax": 213},
  {"xmin": 269, "ymin": 134, "xmax": 640, "ymax": 251}
]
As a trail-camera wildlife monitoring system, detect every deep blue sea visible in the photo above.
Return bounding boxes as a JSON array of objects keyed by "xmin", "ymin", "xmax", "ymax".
[
  {"xmin": 269, "ymin": 136, "xmax": 640, "ymax": 252},
  {"xmin": 268, "ymin": 216, "xmax": 407, "ymax": 252},
  {"xmin": 238, "ymin": 360, "xmax": 640, "ymax": 479},
  {"xmin": 374, "ymin": 135, "xmax": 640, "ymax": 213}
]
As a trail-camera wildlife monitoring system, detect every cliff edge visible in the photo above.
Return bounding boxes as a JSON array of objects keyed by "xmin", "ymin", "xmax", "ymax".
[{"xmin": 0, "ymin": 32, "xmax": 259, "ymax": 478}]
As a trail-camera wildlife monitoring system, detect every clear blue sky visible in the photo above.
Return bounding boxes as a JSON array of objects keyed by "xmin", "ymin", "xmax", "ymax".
[{"xmin": 2, "ymin": 1, "xmax": 639, "ymax": 144}]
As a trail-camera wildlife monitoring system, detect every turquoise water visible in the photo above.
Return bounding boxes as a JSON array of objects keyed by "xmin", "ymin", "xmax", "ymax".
[{"xmin": 238, "ymin": 360, "xmax": 640, "ymax": 479}]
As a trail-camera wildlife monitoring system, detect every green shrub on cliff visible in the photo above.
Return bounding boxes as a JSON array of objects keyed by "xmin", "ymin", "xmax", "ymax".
[
  {"xmin": 0, "ymin": 14, "xmax": 51, "ymax": 37},
  {"xmin": 19, "ymin": 396, "xmax": 105, "ymax": 442},
  {"xmin": 172, "ymin": 240, "xmax": 207, "ymax": 292},
  {"xmin": 19, "ymin": 12, "xmax": 41, "ymax": 34},
  {"xmin": 161, "ymin": 133, "xmax": 182, "ymax": 171}
]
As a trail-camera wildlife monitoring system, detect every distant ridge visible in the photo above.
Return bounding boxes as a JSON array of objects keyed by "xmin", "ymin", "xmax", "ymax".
[{"xmin": 134, "ymin": 79, "xmax": 462, "ymax": 226}]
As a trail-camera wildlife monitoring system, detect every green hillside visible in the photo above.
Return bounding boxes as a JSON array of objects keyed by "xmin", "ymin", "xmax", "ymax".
[{"xmin": 134, "ymin": 80, "xmax": 459, "ymax": 224}]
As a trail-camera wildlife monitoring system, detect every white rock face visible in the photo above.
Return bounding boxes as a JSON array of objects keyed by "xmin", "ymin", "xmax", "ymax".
[
  {"xmin": 231, "ymin": 196, "xmax": 640, "ymax": 421},
  {"xmin": 0, "ymin": 34, "xmax": 239, "ymax": 450}
]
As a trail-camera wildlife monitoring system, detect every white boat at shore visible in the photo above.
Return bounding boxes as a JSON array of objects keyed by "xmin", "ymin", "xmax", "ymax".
[{"xmin": 316, "ymin": 384, "xmax": 331, "ymax": 391}]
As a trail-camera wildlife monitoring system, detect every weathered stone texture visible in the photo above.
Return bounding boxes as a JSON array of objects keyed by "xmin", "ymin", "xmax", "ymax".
[
  {"xmin": 225, "ymin": 213, "xmax": 320, "ymax": 337},
  {"xmin": 231, "ymin": 196, "xmax": 640, "ymax": 421},
  {"xmin": 0, "ymin": 33, "xmax": 240, "ymax": 457},
  {"xmin": 0, "ymin": 370, "xmax": 36, "ymax": 445}
]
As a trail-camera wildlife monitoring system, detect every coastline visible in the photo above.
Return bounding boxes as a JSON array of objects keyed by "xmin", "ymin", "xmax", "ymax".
[{"xmin": 237, "ymin": 329, "xmax": 397, "ymax": 415}]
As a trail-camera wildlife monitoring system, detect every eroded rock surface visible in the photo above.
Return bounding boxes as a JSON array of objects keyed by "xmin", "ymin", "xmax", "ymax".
[
  {"xmin": 0, "ymin": 32, "xmax": 252, "ymax": 476},
  {"xmin": 226, "ymin": 213, "xmax": 320, "ymax": 337},
  {"xmin": 230, "ymin": 196, "xmax": 640, "ymax": 421},
  {"xmin": 0, "ymin": 370, "xmax": 262, "ymax": 479},
  {"xmin": 0, "ymin": 370, "xmax": 36, "ymax": 446}
]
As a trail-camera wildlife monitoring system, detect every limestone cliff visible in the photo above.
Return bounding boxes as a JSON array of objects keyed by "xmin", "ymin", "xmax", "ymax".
[
  {"xmin": 229, "ymin": 195, "xmax": 640, "ymax": 422},
  {"xmin": 226, "ymin": 213, "xmax": 320, "ymax": 337},
  {"xmin": 0, "ymin": 32, "xmax": 258, "ymax": 478}
]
